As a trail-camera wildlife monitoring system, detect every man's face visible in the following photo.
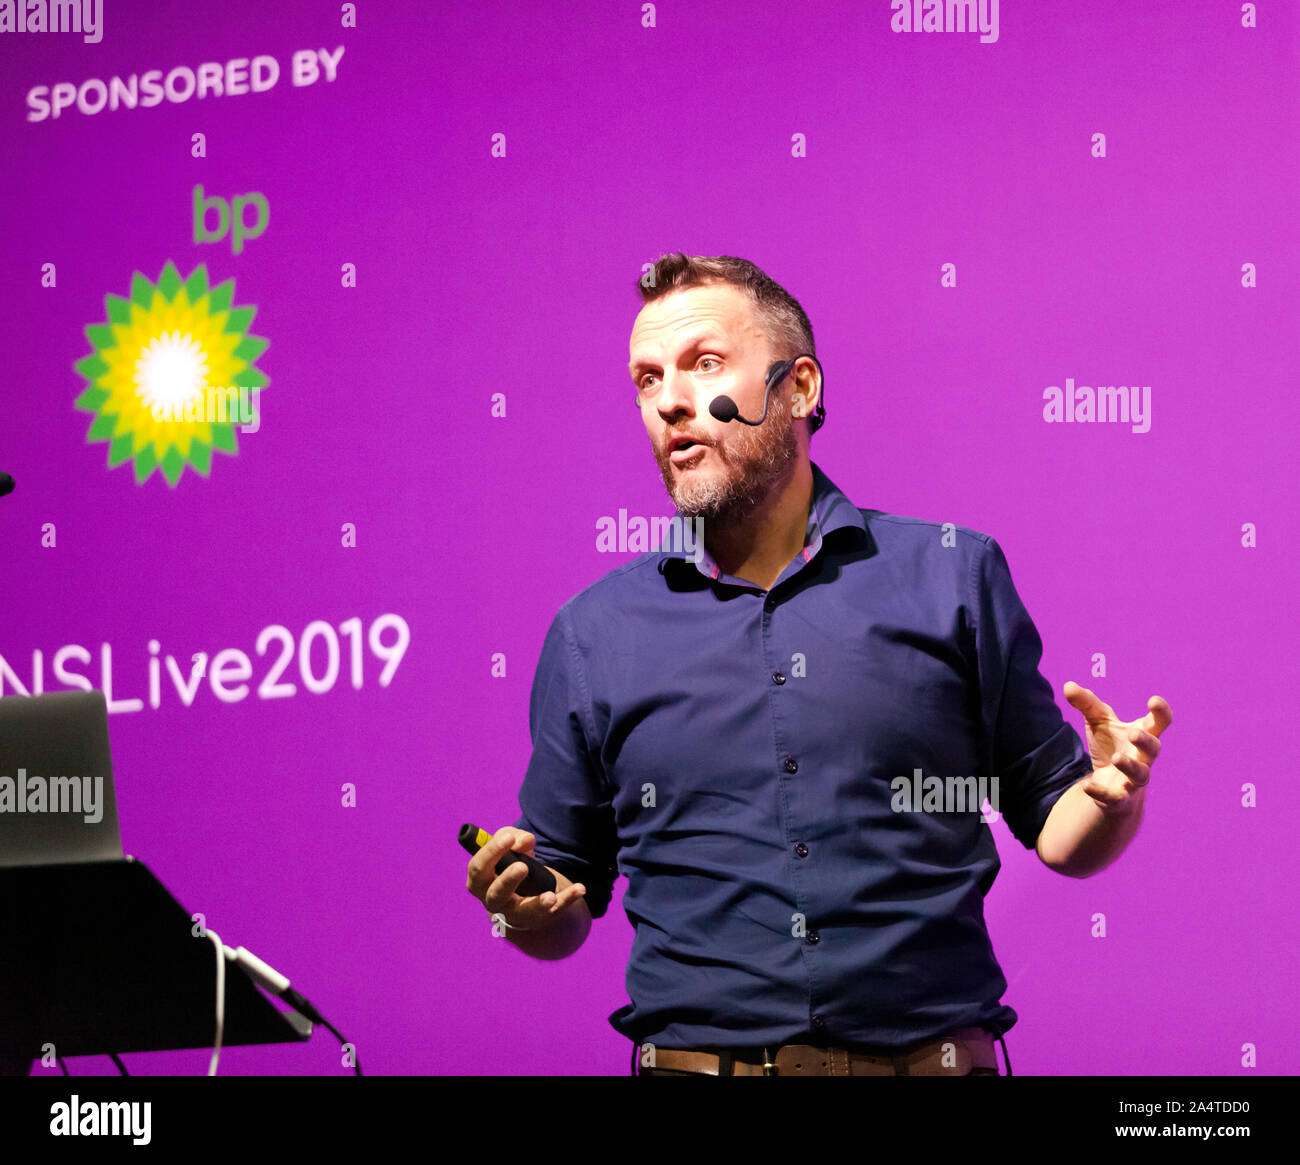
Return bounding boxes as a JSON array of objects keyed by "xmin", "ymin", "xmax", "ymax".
[{"xmin": 628, "ymin": 282, "xmax": 800, "ymax": 525}]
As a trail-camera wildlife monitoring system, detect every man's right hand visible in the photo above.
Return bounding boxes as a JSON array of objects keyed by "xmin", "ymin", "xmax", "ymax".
[{"xmin": 465, "ymin": 827, "xmax": 590, "ymax": 946}]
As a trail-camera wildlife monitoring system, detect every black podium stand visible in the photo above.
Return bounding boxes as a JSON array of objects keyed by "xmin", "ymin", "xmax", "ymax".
[{"xmin": 0, "ymin": 857, "xmax": 310, "ymax": 1066}]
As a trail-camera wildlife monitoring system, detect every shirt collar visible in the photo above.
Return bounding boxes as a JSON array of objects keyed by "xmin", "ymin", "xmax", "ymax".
[{"xmin": 661, "ymin": 460, "xmax": 867, "ymax": 586}]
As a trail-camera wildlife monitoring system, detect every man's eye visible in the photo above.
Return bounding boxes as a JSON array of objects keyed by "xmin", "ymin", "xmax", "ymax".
[{"xmin": 639, "ymin": 358, "xmax": 718, "ymax": 391}]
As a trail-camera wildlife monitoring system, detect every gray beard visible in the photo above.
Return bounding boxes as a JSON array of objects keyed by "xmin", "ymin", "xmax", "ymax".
[{"xmin": 655, "ymin": 389, "xmax": 800, "ymax": 530}]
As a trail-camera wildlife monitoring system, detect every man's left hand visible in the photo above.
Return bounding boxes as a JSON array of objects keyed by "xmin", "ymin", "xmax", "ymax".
[{"xmin": 1063, "ymin": 682, "xmax": 1172, "ymax": 818}]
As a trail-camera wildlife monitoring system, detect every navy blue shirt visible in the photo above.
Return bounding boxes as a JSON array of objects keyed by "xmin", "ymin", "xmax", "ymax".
[{"xmin": 515, "ymin": 460, "xmax": 1091, "ymax": 1050}]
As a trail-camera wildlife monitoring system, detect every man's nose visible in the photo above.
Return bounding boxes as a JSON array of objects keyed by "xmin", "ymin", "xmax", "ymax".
[{"xmin": 655, "ymin": 369, "xmax": 696, "ymax": 417}]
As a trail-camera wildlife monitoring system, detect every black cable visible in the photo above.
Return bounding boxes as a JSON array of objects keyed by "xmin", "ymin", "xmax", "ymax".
[
  {"xmin": 229, "ymin": 946, "xmax": 361, "ymax": 1077},
  {"xmin": 319, "ymin": 1017, "xmax": 362, "ymax": 1077},
  {"xmin": 280, "ymin": 986, "xmax": 361, "ymax": 1077},
  {"xmin": 108, "ymin": 1053, "xmax": 129, "ymax": 1076}
]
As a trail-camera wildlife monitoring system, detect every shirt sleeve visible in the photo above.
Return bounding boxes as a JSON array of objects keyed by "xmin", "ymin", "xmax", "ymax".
[
  {"xmin": 512, "ymin": 605, "xmax": 619, "ymax": 919},
  {"xmin": 970, "ymin": 537, "xmax": 1093, "ymax": 849}
]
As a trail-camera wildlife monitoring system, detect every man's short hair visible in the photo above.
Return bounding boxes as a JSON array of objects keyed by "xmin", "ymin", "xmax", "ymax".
[{"xmin": 636, "ymin": 253, "xmax": 819, "ymax": 433}]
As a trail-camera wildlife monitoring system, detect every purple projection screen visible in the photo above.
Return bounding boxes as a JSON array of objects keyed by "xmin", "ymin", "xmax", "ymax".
[{"xmin": 1, "ymin": 0, "xmax": 1297, "ymax": 1078}]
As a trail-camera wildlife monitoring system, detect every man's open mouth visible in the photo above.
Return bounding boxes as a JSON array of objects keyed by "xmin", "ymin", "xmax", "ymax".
[{"xmin": 669, "ymin": 441, "xmax": 707, "ymax": 465}]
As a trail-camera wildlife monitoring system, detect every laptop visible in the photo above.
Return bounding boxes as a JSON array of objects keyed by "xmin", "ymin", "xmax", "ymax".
[
  {"xmin": 0, "ymin": 689, "xmax": 312, "ymax": 1060},
  {"xmin": 0, "ymin": 689, "xmax": 123, "ymax": 867}
]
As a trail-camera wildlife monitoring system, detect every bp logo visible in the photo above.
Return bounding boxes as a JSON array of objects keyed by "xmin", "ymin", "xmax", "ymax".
[{"xmin": 74, "ymin": 262, "xmax": 268, "ymax": 486}]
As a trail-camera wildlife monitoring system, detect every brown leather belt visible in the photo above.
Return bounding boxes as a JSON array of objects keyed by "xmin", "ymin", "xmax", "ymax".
[{"xmin": 640, "ymin": 1027, "xmax": 998, "ymax": 1076}]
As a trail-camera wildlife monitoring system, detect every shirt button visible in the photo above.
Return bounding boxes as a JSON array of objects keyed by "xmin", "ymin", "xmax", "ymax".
[
  {"xmin": 795, "ymin": 843, "xmax": 808, "ymax": 858},
  {"xmin": 771, "ymin": 671, "xmax": 786, "ymax": 685},
  {"xmin": 812, "ymin": 1015, "xmax": 825, "ymax": 1028},
  {"xmin": 783, "ymin": 755, "xmax": 798, "ymax": 773},
  {"xmin": 807, "ymin": 931, "xmax": 820, "ymax": 945}
]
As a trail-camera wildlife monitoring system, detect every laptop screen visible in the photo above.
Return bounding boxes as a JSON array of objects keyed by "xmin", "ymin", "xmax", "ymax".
[{"xmin": 0, "ymin": 690, "xmax": 123, "ymax": 868}]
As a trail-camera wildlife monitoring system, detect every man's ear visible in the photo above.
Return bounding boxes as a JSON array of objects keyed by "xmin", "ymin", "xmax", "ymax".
[{"xmin": 790, "ymin": 358, "xmax": 820, "ymax": 418}]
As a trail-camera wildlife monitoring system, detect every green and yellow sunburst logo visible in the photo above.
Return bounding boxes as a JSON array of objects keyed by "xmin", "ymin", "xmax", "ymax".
[{"xmin": 74, "ymin": 262, "xmax": 269, "ymax": 486}]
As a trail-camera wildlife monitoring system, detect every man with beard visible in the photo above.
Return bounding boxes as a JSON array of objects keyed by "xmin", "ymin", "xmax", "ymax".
[{"xmin": 465, "ymin": 254, "xmax": 1169, "ymax": 1076}]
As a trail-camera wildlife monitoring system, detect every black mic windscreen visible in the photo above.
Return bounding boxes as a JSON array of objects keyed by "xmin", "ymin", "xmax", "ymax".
[
  {"xmin": 709, "ymin": 396, "xmax": 739, "ymax": 423},
  {"xmin": 0, "ymin": 473, "xmax": 14, "ymax": 498}
]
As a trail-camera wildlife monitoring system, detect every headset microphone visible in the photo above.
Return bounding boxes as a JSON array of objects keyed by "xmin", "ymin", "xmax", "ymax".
[{"xmin": 708, "ymin": 354, "xmax": 825, "ymax": 431}]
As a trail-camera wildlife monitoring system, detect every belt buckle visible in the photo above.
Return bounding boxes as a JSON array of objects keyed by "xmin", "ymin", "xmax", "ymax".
[{"xmin": 762, "ymin": 1046, "xmax": 778, "ymax": 1076}]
